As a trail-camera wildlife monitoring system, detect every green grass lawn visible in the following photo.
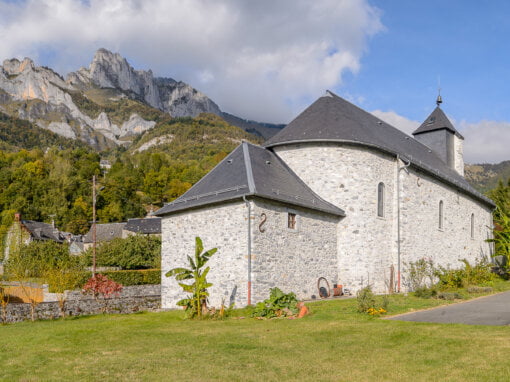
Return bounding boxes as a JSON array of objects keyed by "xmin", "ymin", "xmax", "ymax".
[{"xmin": 1, "ymin": 285, "xmax": 510, "ymax": 382}]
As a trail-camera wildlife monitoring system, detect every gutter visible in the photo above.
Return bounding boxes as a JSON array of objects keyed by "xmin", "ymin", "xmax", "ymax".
[{"xmin": 396, "ymin": 154, "xmax": 411, "ymax": 293}]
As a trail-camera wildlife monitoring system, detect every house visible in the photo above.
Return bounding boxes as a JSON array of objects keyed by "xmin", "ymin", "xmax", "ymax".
[
  {"xmin": 3, "ymin": 213, "xmax": 70, "ymax": 261},
  {"xmin": 122, "ymin": 217, "xmax": 161, "ymax": 238},
  {"xmin": 155, "ymin": 91, "xmax": 494, "ymax": 309},
  {"xmin": 82, "ymin": 222, "xmax": 126, "ymax": 251}
]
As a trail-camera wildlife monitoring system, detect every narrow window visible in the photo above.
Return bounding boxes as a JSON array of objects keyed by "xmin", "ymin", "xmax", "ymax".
[
  {"xmin": 377, "ymin": 182, "xmax": 385, "ymax": 217},
  {"xmin": 438, "ymin": 200, "xmax": 444, "ymax": 230},
  {"xmin": 288, "ymin": 213, "xmax": 296, "ymax": 229},
  {"xmin": 470, "ymin": 213, "xmax": 475, "ymax": 239}
]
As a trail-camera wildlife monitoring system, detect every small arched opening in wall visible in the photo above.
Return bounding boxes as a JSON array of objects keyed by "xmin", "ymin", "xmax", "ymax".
[
  {"xmin": 377, "ymin": 182, "xmax": 385, "ymax": 218},
  {"xmin": 438, "ymin": 200, "xmax": 444, "ymax": 230}
]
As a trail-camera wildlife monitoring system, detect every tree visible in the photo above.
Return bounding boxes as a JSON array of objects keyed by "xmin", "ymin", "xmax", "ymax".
[
  {"xmin": 165, "ymin": 237, "xmax": 217, "ymax": 319},
  {"xmin": 488, "ymin": 180, "xmax": 510, "ymax": 260},
  {"xmin": 82, "ymin": 274, "xmax": 123, "ymax": 314},
  {"xmin": 44, "ymin": 260, "xmax": 83, "ymax": 318}
]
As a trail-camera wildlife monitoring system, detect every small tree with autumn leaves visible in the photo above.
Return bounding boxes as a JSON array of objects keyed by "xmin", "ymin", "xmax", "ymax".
[{"xmin": 82, "ymin": 274, "xmax": 123, "ymax": 314}]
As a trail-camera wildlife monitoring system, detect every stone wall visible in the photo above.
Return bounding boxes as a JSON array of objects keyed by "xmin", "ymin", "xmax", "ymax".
[
  {"xmin": 274, "ymin": 142, "xmax": 493, "ymax": 293},
  {"xmin": 251, "ymin": 199, "xmax": 339, "ymax": 302},
  {"xmin": 161, "ymin": 202, "xmax": 249, "ymax": 309},
  {"xmin": 274, "ymin": 143, "xmax": 398, "ymax": 293},
  {"xmin": 400, "ymin": 166, "xmax": 493, "ymax": 288},
  {"xmin": 1, "ymin": 295, "xmax": 160, "ymax": 324}
]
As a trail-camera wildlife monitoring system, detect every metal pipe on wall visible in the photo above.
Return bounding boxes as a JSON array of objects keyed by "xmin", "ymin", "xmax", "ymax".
[{"xmin": 243, "ymin": 196, "xmax": 252, "ymax": 305}]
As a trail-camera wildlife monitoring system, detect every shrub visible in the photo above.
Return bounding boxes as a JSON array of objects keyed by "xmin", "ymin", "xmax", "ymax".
[
  {"xmin": 76, "ymin": 269, "xmax": 161, "ymax": 287},
  {"xmin": 252, "ymin": 287, "xmax": 299, "ymax": 318},
  {"xmin": 413, "ymin": 286, "xmax": 437, "ymax": 299},
  {"xmin": 435, "ymin": 259, "xmax": 496, "ymax": 290},
  {"xmin": 82, "ymin": 274, "xmax": 123, "ymax": 313},
  {"xmin": 437, "ymin": 292, "xmax": 464, "ymax": 301},
  {"xmin": 404, "ymin": 258, "xmax": 435, "ymax": 291},
  {"xmin": 356, "ymin": 286, "xmax": 376, "ymax": 313}
]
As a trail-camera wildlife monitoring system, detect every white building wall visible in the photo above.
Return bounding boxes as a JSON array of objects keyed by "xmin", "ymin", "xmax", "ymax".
[
  {"xmin": 399, "ymin": 168, "xmax": 493, "ymax": 290},
  {"xmin": 160, "ymin": 202, "xmax": 249, "ymax": 309},
  {"xmin": 274, "ymin": 143, "xmax": 398, "ymax": 293},
  {"xmin": 454, "ymin": 135, "xmax": 464, "ymax": 176},
  {"xmin": 251, "ymin": 199, "xmax": 338, "ymax": 302}
]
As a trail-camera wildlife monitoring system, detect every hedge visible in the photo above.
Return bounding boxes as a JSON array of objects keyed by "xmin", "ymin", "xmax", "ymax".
[{"xmin": 77, "ymin": 269, "xmax": 161, "ymax": 287}]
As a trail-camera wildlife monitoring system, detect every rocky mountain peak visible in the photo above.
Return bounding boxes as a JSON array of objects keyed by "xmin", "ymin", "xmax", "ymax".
[{"xmin": 2, "ymin": 57, "xmax": 35, "ymax": 76}]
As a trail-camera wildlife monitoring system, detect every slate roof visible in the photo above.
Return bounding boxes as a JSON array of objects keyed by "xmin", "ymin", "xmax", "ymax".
[
  {"xmin": 264, "ymin": 91, "xmax": 494, "ymax": 208},
  {"xmin": 155, "ymin": 142, "xmax": 345, "ymax": 217},
  {"xmin": 412, "ymin": 106, "xmax": 464, "ymax": 139},
  {"xmin": 21, "ymin": 220, "xmax": 65, "ymax": 242},
  {"xmin": 124, "ymin": 218, "xmax": 161, "ymax": 234},
  {"xmin": 83, "ymin": 223, "xmax": 126, "ymax": 243}
]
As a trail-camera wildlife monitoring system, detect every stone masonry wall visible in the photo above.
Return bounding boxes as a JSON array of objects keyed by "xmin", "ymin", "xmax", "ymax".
[
  {"xmin": 161, "ymin": 202, "xmax": 249, "ymax": 309},
  {"xmin": 400, "ymin": 167, "xmax": 493, "ymax": 289},
  {"xmin": 274, "ymin": 143, "xmax": 398, "ymax": 293},
  {"xmin": 251, "ymin": 199, "xmax": 339, "ymax": 302},
  {"xmin": 1, "ymin": 295, "xmax": 161, "ymax": 324}
]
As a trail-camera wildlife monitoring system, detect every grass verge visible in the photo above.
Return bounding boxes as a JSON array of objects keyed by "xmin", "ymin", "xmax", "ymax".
[{"xmin": 1, "ymin": 281, "xmax": 510, "ymax": 381}]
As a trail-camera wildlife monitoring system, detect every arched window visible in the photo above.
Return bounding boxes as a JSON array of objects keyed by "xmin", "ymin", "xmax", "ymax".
[
  {"xmin": 438, "ymin": 200, "xmax": 444, "ymax": 230},
  {"xmin": 377, "ymin": 182, "xmax": 385, "ymax": 217},
  {"xmin": 470, "ymin": 213, "xmax": 475, "ymax": 238}
]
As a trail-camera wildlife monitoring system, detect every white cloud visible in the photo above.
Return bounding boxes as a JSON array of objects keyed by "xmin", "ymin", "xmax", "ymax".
[
  {"xmin": 459, "ymin": 120, "xmax": 510, "ymax": 164},
  {"xmin": 371, "ymin": 110, "xmax": 510, "ymax": 164},
  {"xmin": 370, "ymin": 110, "xmax": 419, "ymax": 136},
  {"xmin": 0, "ymin": 0, "xmax": 383, "ymax": 122}
]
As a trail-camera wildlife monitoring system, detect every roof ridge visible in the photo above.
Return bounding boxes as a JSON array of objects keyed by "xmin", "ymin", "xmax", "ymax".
[{"xmin": 242, "ymin": 141, "xmax": 256, "ymax": 194}]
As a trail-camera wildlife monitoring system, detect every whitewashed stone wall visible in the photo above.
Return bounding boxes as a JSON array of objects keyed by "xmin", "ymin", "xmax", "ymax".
[
  {"xmin": 161, "ymin": 202, "xmax": 249, "ymax": 309},
  {"xmin": 400, "ymin": 167, "xmax": 493, "ymax": 289},
  {"xmin": 274, "ymin": 143, "xmax": 398, "ymax": 293},
  {"xmin": 251, "ymin": 199, "xmax": 338, "ymax": 302},
  {"xmin": 454, "ymin": 135, "xmax": 464, "ymax": 176},
  {"xmin": 274, "ymin": 142, "xmax": 492, "ymax": 293}
]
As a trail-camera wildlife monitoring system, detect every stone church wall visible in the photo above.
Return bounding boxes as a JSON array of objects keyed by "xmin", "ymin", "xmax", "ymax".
[
  {"xmin": 160, "ymin": 202, "xmax": 249, "ymax": 309},
  {"xmin": 251, "ymin": 199, "xmax": 338, "ymax": 302},
  {"xmin": 274, "ymin": 143, "xmax": 398, "ymax": 293},
  {"xmin": 399, "ymin": 167, "xmax": 493, "ymax": 289}
]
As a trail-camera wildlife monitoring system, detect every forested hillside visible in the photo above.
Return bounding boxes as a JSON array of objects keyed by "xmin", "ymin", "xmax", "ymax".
[{"xmin": 0, "ymin": 114, "xmax": 259, "ymax": 253}]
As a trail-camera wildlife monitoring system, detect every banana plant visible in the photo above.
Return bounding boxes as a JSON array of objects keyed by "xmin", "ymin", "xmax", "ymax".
[{"xmin": 165, "ymin": 237, "xmax": 217, "ymax": 318}]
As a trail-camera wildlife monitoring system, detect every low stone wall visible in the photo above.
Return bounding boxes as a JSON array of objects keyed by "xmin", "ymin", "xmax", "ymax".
[{"xmin": 1, "ymin": 295, "xmax": 161, "ymax": 323}]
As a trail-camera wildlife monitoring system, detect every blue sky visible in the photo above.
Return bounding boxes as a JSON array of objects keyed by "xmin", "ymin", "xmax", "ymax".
[
  {"xmin": 0, "ymin": 0, "xmax": 509, "ymax": 163},
  {"xmin": 341, "ymin": 1, "xmax": 510, "ymax": 123}
]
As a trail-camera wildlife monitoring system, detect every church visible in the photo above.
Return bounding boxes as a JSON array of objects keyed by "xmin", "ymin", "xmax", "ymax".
[{"xmin": 155, "ymin": 91, "xmax": 494, "ymax": 308}]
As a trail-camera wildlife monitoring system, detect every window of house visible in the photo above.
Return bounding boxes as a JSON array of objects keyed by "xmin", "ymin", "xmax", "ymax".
[
  {"xmin": 377, "ymin": 182, "xmax": 385, "ymax": 217},
  {"xmin": 288, "ymin": 213, "xmax": 296, "ymax": 229},
  {"xmin": 470, "ymin": 213, "xmax": 475, "ymax": 239},
  {"xmin": 438, "ymin": 200, "xmax": 444, "ymax": 230}
]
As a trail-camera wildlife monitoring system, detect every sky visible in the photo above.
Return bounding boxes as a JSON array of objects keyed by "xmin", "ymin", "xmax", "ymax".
[{"xmin": 0, "ymin": 0, "xmax": 509, "ymax": 164}]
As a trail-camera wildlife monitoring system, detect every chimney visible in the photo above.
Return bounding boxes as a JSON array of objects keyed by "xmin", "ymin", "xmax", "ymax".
[{"xmin": 14, "ymin": 212, "xmax": 21, "ymax": 222}]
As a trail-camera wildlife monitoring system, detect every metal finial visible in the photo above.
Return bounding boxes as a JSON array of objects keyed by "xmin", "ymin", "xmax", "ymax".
[{"xmin": 436, "ymin": 88, "xmax": 442, "ymax": 107}]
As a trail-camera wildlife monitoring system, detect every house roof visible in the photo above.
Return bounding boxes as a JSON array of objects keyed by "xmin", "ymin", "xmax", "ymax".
[
  {"xmin": 83, "ymin": 223, "xmax": 126, "ymax": 243},
  {"xmin": 21, "ymin": 220, "xmax": 65, "ymax": 242},
  {"xmin": 124, "ymin": 217, "xmax": 161, "ymax": 234},
  {"xmin": 154, "ymin": 142, "xmax": 345, "ymax": 217},
  {"xmin": 263, "ymin": 91, "xmax": 494, "ymax": 208},
  {"xmin": 412, "ymin": 106, "xmax": 464, "ymax": 139}
]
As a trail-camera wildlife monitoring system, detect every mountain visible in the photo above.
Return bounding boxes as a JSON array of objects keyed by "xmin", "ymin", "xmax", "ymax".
[
  {"xmin": 0, "ymin": 49, "xmax": 283, "ymax": 150},
  {"xmin": 465, "ymin": 161, "xmax": 510, "ymax": 193}
]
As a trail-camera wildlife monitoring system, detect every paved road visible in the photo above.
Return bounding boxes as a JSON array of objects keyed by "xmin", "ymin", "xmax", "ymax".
[{"xmin": 387, "ymin": 291, "xmax": 510, "ymax": 326}]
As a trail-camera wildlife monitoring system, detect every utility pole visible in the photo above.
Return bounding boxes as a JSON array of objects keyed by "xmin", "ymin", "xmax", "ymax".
[{"xmin": 92, "ymin": 175, "xmax": 97, "ymax": 276}]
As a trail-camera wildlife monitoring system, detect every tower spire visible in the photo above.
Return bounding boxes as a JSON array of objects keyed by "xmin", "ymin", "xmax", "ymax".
[{"xmin": 436, "ymin": 88, "xmax": 442, "ymax": 107}]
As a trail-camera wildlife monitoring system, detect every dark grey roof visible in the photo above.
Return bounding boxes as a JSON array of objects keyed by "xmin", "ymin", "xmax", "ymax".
[
  {"xmin": 124, "ymin": 218, "xmax": 161, "ymax": 234},
  {"xmin": 21, "ymin": 220, "xmax": 65, "ymax": 242},
  {"xmin": 263, "ymin": 91, "xmax": 494, "ymax": 208},
  {"xmin": 155, "ymin": 142, "xmax": 345, "ymax": 217},
  {"xmin": 83, "ymin": 223, "xmax": 126, "ymax": 243},
  {"xmin": 412, "ymin": 106, "xmax": 464, "ymax": 139}
]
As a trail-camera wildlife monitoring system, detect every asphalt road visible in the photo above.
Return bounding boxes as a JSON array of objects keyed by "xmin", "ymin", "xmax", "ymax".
[{"xmin": 387, "ymin": 291, "xmax": 510, "ymax": 326}]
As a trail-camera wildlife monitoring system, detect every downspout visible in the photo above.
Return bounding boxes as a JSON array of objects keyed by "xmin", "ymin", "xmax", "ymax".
[
  {"xmin": 243, "ymin": 195, "xmax": 252, "ymax": 305},
  {"xmin": 396, "ymin": 154, "xmax": 411, "ymax": 292}
]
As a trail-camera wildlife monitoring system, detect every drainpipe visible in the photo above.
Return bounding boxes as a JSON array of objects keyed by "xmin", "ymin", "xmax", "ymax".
[
  {"xmin": 396, "ymin": 154, "xmax": 411, "ymax": 292},
  {"xmin": 243, "ymin": 196, "xmax": 252, "ymax": 305}
]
